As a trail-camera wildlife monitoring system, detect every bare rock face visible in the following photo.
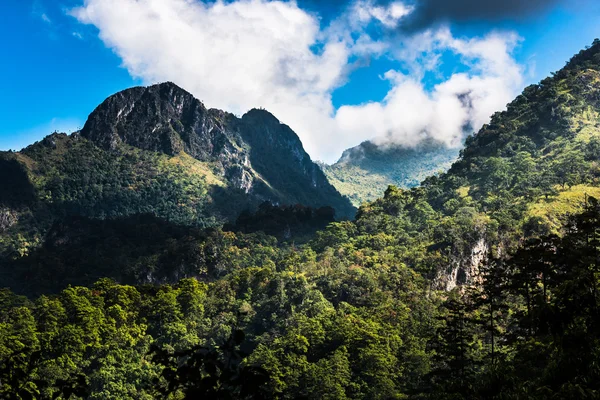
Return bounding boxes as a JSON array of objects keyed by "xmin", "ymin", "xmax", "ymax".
[
  {"xmin": 437, "ymin": 237, "xmax": 489, "ymax": 291},
  {"xmin": 81, "ymin": 82, "xmax": 246, "ymax": 161},
  {"xmin": 80, "ymin": 82, "xmax": 355, "ymax": 218},
  {"xmin": 0, "ymin": 208, "xmax": 18, "ymax": 233}
]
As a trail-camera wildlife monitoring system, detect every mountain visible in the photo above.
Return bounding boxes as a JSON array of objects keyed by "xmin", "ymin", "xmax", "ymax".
[
  {"xmin": 81, "ymin": 82, "xmax": 353, "ymax": 216},
  {"xmin": 4, "ymin": 41, "xmax": 600, "ymax": 293},
  {"xmin": 322, "ymin": 139, "xmax": 459, "ymax": 206},
  {"xmin": 80, "ymin": 83, "xmax": 350, "ymax": 210},
  {"xmin": 0, "ymin": 82, "xmax": 354, "ymax": 259},
  {"xmin": 2, "ymin": 40, "xmax": 600, "ymax": 400}
]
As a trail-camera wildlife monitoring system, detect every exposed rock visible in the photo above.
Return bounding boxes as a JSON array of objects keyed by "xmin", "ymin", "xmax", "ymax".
[
  {"xmin": 0, "ymin": 208, "xmax": 18, "ymax": 233},
  {"xmin": 437, "ymin": 237, "xmax": 489, "ymax": 291}
]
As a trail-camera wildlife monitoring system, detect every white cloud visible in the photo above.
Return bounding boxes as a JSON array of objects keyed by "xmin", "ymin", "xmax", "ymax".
[
  {"xmin": 337, "ymin": 29, "xmax": 524, "ymax": 149},
  {"xmin": 353, "ymin": 1, "xmax": 413, "ymax": 28},
  {"xmin": 70, "ymin": 0, "xmax": 525, "ymax": 163}
]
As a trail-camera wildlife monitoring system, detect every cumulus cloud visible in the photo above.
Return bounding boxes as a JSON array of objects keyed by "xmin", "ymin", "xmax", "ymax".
[
  {"xmin": 337, "ymin": 29, "xmax": 524, "ymax": 148},
  {"xmin": 70, "ymin": 0, "xmax": 525, "ymax": 163},
  {"xmin": 352, "ymin": 1, "xmax": 413, "ymax": 28}
]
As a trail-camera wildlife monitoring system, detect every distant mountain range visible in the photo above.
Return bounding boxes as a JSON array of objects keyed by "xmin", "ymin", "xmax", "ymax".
[{"xmin": 322, "ymin": 139, "xmax": 459, "ymax": 206}]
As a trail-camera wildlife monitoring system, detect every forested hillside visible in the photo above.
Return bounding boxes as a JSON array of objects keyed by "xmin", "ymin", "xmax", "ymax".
[
  {"xmin": 3, "ymin": 203, "xmax": 599, "ymax": 399},
  {"xmin": 2, "ymin": 40, "xmax": 600, "ymax": 399}
]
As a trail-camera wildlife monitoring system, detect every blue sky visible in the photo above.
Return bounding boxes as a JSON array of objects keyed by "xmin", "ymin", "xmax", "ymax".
[{"xmin": 1, "ymin": 0, "xmax": 599, "ymax": 161}]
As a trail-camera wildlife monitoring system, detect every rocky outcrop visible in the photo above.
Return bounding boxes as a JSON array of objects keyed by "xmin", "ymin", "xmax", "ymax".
[
  {"xmin": 0, "ymin": 208, "xmax": 18, "ymax": 233},
  {"xmin": 81, "ymin": 82, "xmax": 247, "ymax": 164},
  {"xmin": 436, "ymin": 237, "xmax": 489, "ymax": 291}
]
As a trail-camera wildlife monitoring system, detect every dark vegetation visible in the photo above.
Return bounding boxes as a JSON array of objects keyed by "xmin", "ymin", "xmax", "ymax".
[
  {"xmin": 224, "ymin": 202, "xmax": 336, "ymax": 242},
  {"xmin": 1, "ymin": 39, "xmax": 600, "ymax": 399},
  {"xmin": 2, "ymin": 214, "xmax": 207, "ymax": 297},
  {"xmin": 2, "ymin": 202, "xmax": 600, "ymax": 399}
]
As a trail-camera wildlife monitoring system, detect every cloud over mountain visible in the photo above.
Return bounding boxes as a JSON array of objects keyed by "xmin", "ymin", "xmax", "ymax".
[{"xmin": 71, "ymin": 0, "xmax": 526, "ymax": 162}]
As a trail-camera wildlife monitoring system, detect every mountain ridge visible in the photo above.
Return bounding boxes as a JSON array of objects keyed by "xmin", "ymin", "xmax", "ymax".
[{"xmin": 80, "ymin": 81, "xmax": 350, "ymax": 209}]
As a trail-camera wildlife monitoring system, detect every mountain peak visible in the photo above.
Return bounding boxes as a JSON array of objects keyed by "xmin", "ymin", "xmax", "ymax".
[
  {"xmin": 149, "ymin": 81, "xmax": 184, "ymax": 90},
  {"xmin": 75, "ymin": 82, "xmax": 354, "ymax": 217},
  {"xmin": 80, "ymin": 82, "xmax": 213, "ymax": 156},
  {"xmin": 242, "ymin": 108, "xmax": 280, "ymax": 124},
  {"xmin": 144, "ymin": 81, "xmax": 201, "ymax": 104},
  {"xmin": 324, "ymin": 138, "xmax": 459, "ymax": 206}
]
